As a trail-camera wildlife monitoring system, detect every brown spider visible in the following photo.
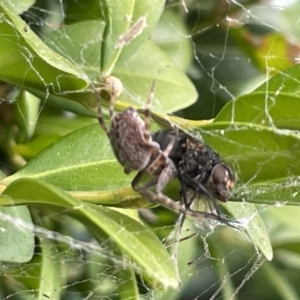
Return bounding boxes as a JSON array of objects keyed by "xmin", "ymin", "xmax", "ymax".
[{"xmin": 96, "ymin": 77, "xmax": 237, "ymax": 226}]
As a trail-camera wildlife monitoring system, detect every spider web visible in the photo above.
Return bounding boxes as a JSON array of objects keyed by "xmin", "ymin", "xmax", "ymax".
[{"xmin": 1, "ymin": 0, "xmax": 300, "ymax": 299}]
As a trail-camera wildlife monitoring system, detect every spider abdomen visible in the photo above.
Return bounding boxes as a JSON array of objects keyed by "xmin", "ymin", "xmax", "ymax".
[{"xmin": 109, "ymin": 107, "xmax": 158, "ymax": 173}]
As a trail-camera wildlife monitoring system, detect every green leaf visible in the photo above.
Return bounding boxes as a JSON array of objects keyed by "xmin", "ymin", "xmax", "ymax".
[
  {"xmin": 232, "ymin": 180, "xmax": 300, "ymax": 206},
  {"xmin": 2, "ymin": 122, "xmax": 176, "ymax": 207},
  {"xmin": 0, "ymin": 1, "xmax": 196, "ymax": 118},
  {"xmin": 0, "ymin": 170, "xmax": 6, "ymax": 180},
  {"xmin": 101, "ymin": 0, "xmax": 165, "ymax": 75},
  {"xmin": 63, "ymin": 0, "xmax": 103, "ymax": 24},
  {"xmin": 215, "ymin": 92, "xmax": 300, "ymax": 130},
  {"xmin": 152, "ymin": 9, "xmax": 193, "ymax": 71},
  {"xmin": 2, "ymin": 178, "xmax": 180, "ymax": 288},
  {"xmin": 231, "ymin": 27, "xmax": 295, "ymax": 73},
  {"xmin": 0, "ymin": 205, "xmax": 34, "ymax": 262},
  {"xmin": 44, "ymin": 20, "xmax": 105, "ymax": 82},
  {"xmin": 45, "ymin": 19, "xmax": 197, "ymax": 114},
  {"xmin": 255, "ymin": 63, "xmax": 300, "ymax": 95},
  {"xmin": 12, "ymin": 237, "xmax": 64, "ymax": 299},
  {"xmin": 269, "ymin": 206, "xmax": 300, "ymax": 233},
  {"xmin": 37, "ymin": 239, "xmax": 63, "ymax": 300},
  {"xmin": 14, "ymin": 113, "xmax": 95, "ymax": 160},
  {"xmin": 199, "ymin": 122, "xmax": 300, "ymax": 184},
  {"xmin": 0, "ymin": 2, "xmax": 88, "ymax": 97},
  {"xmin": 3, "ymin": 0, "xmax": 35, "ymax": 15},
  {"xmin": 1, "ymin": 124, "xmax": 138, "ymax": 204},
  {"xmin": 116, "ymin": 268, "xmax": 140, "ymax": 300},
  {"xmin": 113, "ymin": 39, "xmax": 198, "ymax": 112},
  {"xmin": 42, "ymin": 0, "xmax": 182, "ymax": 115},
  {"xmin": 155, "ymin": 218, "xmax": 198, "ymax": 300},
  {"xmin": 15, "ymin": 90, "xmax": 40, "ymax": 142},
  {"xmin": 225, "ymin": 202, "xmax": 273, "ymax": 261}
]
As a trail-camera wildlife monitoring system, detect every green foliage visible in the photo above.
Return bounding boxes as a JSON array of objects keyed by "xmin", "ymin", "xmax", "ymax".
[{"xmin": 1, "ymin": 0, "xmax": 300, "ymax": 299}]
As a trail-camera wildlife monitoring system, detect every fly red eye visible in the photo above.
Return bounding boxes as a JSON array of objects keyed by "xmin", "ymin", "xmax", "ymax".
[
  {"xmin": 212, "ymin": 163, "xmax": 235, "ymax": 197},
  {"xmin": 212, "ymin": 164, "xmax": 227, "ymax": 185}
]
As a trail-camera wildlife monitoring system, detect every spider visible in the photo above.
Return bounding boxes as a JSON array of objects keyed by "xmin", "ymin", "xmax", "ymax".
[{"xmin": 96, "ymin": 77, "xmax": 236, "ymax": 226}]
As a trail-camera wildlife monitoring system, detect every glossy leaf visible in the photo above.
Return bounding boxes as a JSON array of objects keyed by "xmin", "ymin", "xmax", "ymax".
[
  {"xmin": 225, "ymin": 202, "xmax": 273, "ymax": 261},
  {"xmin": 3, "ymin": 0, "xmax": 35, "ymax": 14},
  {"xmin": 2, "ymin": 122, "xmax": 176, "ymax": 207},
  {"xmin": 44, "ymin": 20, "xmax": 105, "ymax": 82},
  {"xmin": 0, "ymin": 205, "xmax": 34, "ymax": 262},
  {"xmin": 113, "ymin": 39, "xmax": 197, "ymax": 112},
  {"xmin": 0, "ymin": 2, "xmax": 88, "ymax": 99},
  {"xmin": 15, "ymin": 90, "xmax": 40, "ymax": 142},
  {"xmin": 232, "ymin": 180, "xmax": 300, "ymax": 206},
  {"xmin": 2, "ymin": 178, "xmax": 180, "ymax": 288},
  {"xmin": 231, "ymin": 27, "xmax": 296, "ymax": 73},
  {"xmin": 198, "ymin": 122, "xmax": 300, "ymax": 184},
  {"xmin": 45, "ymin": 19, "xmax": 197, "ymax": 114},
  {"xmin": 100, "ymin": 0, "xmax": 165, "ymax": 75},
  {"xmin": 37, "ymin": 239, "xmax": 63, "ymax": 300},
  {"xmin": 0, "ymin": 124, "xmax": 137, "ymax": 203},
  {"xmin": 255, "ymin": 63, "xmax": 300, "ymax": 95},
  {"xmin": 152, "ymin": 9, "xmax": 193, "ymax": 71},
  {"xmin": 215, "ymin": 92, "xmax": 300, "ymax": 130},
  {"xmin": 116, "ymin": 268, "xmax": 140, "ymax": 300},
  {"xmin": 0, "ymin": 1, "xmax": 196, "ymax": 119},
  {"xmin": 14, "ymin": 115, "xmax": 95, "ymax": 159}
]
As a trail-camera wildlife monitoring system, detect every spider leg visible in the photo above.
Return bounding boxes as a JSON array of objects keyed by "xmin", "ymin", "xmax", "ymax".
[
  {"xmin": 146, "ymin": 125, "xmax": 179, "ymax": 175},
  {"xmin": 134, "ymin": 140, "xmax": 178, "ymax": 207},
  {"xmin": 155, "ymin": 159, "xmax": 177, "ymax": 194},
  {"xmin": 130, "ymin": 80, "xmax": 176, "ymax": 192},
  {"xmin": 165, "ymin": 192, "xmax": 187, "ymax": 247},
  {"xmin": 133, "ymin": 89, "xmax": 179, "ymax": 190},
  {"xmin": 131, "ymin": 169, "xmax": 146, "ymax": 191},
  {"xmin": 136, "ymin": 187, "xmax": 188, "ymax": 215},
  {"xmin": 95, "ymin": 89, "xmax": 110, "ymax": 136},
  {"xmin": 140, "ymin": 175, "xmax": 159, "ymax": 189},
  {"xmin": 132, "ymin": 159, "xmax": 177, "ymax": 194},
  {"xmin": 141, "ymin": 79, "xmax": 178, "ymax": 169},
  {"xmin": 137, "ymin": 188, "xmax": 216, "ymax": 220},
  {"xmin": 96, "ymin": 76, "xmax": 122, "ymax": 137},
  {"xmin": 131, "ymin": 158, "xmax": 185, "ymax": 214},
  {"xmin": 142, "ymin": 80, "xmax": 156, "ymax": 144},
  {"xmin": 137, "ymin": 186, "xmax": 239, "ymax": 228},
  {"xmin": 131, "ymin": 169, "xmax": 160, "ymax": 191},
  {"xmin": 188, "ymin": 206, "xmax": 239, "ymax": 228},
  {"xmin": 108, "ymin": 82, "xmax": 116, "ymax": 120}
]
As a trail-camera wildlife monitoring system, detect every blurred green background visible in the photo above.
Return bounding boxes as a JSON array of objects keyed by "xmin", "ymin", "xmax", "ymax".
[{"xmin": 1, "ymin": 0, "xmax": 300, "ymax": 299}]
